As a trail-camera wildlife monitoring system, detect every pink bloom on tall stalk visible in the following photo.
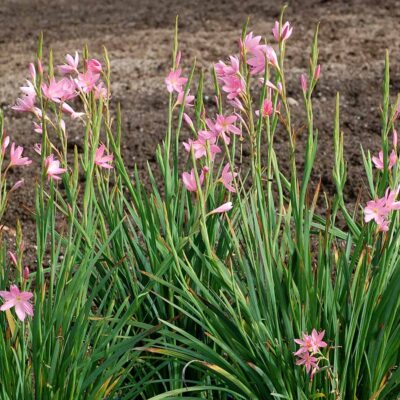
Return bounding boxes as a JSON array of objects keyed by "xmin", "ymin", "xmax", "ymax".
[
  {"xmin": 240, "ymin": 32, "xmax": 262, "ymax": 54},
  {"xmin": 182, "ymin": 167, "xmax": 207, "ymax": 192},
  {"xmin": 20, "ymin": 80, "xmax": 36, "ymax": 97},
  {"xmin": 58, "ymin": 51, "xmax": 79, "ymax": 75},
  {"xmin": 256, "ymin": 98, "xmax": 273, "ymax": 117},
  {"xmin": 372, "ymin": 150, "xmax": 397, "ymax": 170},
  {"xmin": 183, "ymin": 132, "xmax": 221, "ymax": 160},
  {"xmin": 220, "ymin": 163, "xmax": 237, "ymax": 192},
  {"xmin": 247, "ymin": 46, "xmax": 279, "ymax": 75},
  {"xmin": 215, "ymin": 56, "xmax": 240, "ymax": 79},
  {"xmin": 76, "ymin": 70, "xmax": 100, "ymax": 93},
  {"xmin": 364, "ymin": 187, "xmax": 400, "ymax": 231},
  {"xmin": 42, "ymin": 77, "xmax": 77, "ymax": 102},
  {"xmin": 214, "ymin": 114, "xmax": 242, "ymax": 144},
  {"xmin": 165, "ymin": 69, "xmax": 187, "ymax": 93},
  {"xmin": 45, "ymin": 155, "xmax": 67, "ymax": 180},
  {"xmin": 9, "ymin": 143, "xmax": 32, "ymax": 167},
  {"xmin": 176, "ymin": 90, "xmax": 195, "ymax": 107},
  {"xmin": 94, "ymin": 144, "xmax": 113, "ymax": 169},
  {"xmin": 12, "ymin": 94, "xmax": 38, "ymax": 114},
  {"xmin": 209, "ymin": 201, "xmax": 233, "ymax": 215},
  {"xmin": 221, "ymin": 75, "xmax": 246, "ymax": 100},
  {"xmin": 295, "ymin": 352, "xmax": 319, "ymax": 376},
  {"xmin": 87, "ymin": 59, "xmax": 102, "ymax": 74},
  {"xmin": 0, "ymin": 285, "xmax": 33, "ymax": 321},
  {"xmin": 294, "ymin": 329, "xmax": 327, "ymax": 379},
  {"xmin": 93, "ymin": 82, "xmax": 108, "ymax": 100},
  {"xmin": 272, "ymin": 21, "xmax": 293, "ymax": 42}
]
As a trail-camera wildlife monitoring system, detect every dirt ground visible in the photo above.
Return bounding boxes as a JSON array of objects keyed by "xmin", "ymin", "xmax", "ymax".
[{"xmin": 1, "ymin": 0, "xmax": 400, "ymax": 264}]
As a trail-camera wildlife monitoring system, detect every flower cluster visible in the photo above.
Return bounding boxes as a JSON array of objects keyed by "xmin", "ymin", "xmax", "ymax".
[
  {"xmin": 10, "ymin": 53, "xmax": 113, "ymax": 183},
  {"xmin": 294, "ymin": 329, "xmax": 327, "ymax": 379},
  {"xmin": 364, "ymin": 187, "xmax": 400, "ymax": 231}
]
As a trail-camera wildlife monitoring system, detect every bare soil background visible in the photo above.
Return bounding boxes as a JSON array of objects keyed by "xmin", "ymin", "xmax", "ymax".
[{"xmin": 1, "ymin": 0, "xmax": 400, "ymax": 264}]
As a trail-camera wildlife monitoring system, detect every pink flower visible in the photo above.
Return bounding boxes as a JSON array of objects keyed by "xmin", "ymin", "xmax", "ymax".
[
  {"xmin": 221, "ymin": 75, "xmax": 246, "ymax": 100},
  {"xmin": 0, "ymin": 285, "xmax": 33, "ymax": 321},
  {"xmin": 58, "ymin": 51, "xmax": 79, "ymax": 75},
  {"xmin": 256, "ymin": 98, "xmax": 273, "ymax": 117},
  {"xmin": 62, "ymin": 103, "xmax": 85, "ymax": 119},
  {"xmin": 94, "ymin": 144, "xmax": 113, "ymax": 169},
  {"xmin": 272, "ymin": 21, "xmax": 293, "ymax": 42},
  {"xmin": 295, "ymin": 352, "xmax": 319, "ymax": 375},
  {"xmin": 12, "ymin": 94, "xmax": 37, "ymax": 114},
  {"xmin": 45, "ymin": 155, "xmax": 66, "ymax": 180},
  {"xmin": 87, "ymin": 59, "xmax": 102, "ymax": 74},
  {"xmin": 220, "ymin": 163, "xmax": 237, "ymax": 192},
  {"xmin": 9, "ymin": 143, "xmax": 32, "ymax": 167},
  {"xmin": 76, "ymin": 70, "xmax": 100, "ymax": 93},
  {"xmin": 215, "ymin": 114, "xmax": 242, "ymax": 144},
  {"xmin": 240, "ymin": 32, "xmax": 262, "ymax": 54},
  {"xmin": 165, "ymin": 69, "xmax": 187, "ymax": 93},
  {"xmin": 247, "ymin": 45, "xmax": 279, "ymax": 74},
  {"xmin": 301, "ymin": 74, "xmax": 308, "ymax": 92},
  {"xmin": 183, "ymin": 131, "xmax": 221, "ymax": 160},
  {"xmin": 182, "ymin": 167, "xmax": 207, "ymax": 192},
  {"xmin": 309, "ymin": 329, "xmax": 327, "ymax": 353},
  {"xmin": 20, "ymin": 80, "xmax": 36, "ymax": 97},
  {"xmin": 176, "ymin": 90, "xmax": 195, "ymax": 107},
  {"xmin": 393, "ymin": 129, "xmax": 398, "ymax": 148},
  {"xmin": 93, "ymin": 82, "xmax": 108, "ymax": 100},
  {"xmin": 364, "ymin": 187, "xmax": 400, "ymax": 231},
  {"xmin": 294, "ymin": 332, "xmax": 313, "ymax": 356},
  {"xmin": 215, "ymin": 56, "xmax": 240, "ymax": 80},
  {"xmin": 209, "ymin": 201, "xmax": 233, "ymax": 215},
  {"xmin": 364, "ymin": 197, "xmax": 388, "ymax": 229},
  {"xmin": 372, "ymin": 150, "xmax": 397, "ymax": 170},
  {"xmin": 42, "ymin": 77, "xmax": 77, "ymax": 102},
  {"xmin": 23, "ymin": 267, "xmax": 29, "ymax": 280}
]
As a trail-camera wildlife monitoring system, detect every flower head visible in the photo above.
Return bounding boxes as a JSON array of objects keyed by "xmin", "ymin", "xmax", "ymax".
[
  {"xmin": 240, "ymin": 32, "xmax": 262, "ymax": 54},
  {"xmin": 214, "ymin": 114, "xmax": 242, "ymax": 144},
  {"xmin": 372, "ymin": 150, "xmax": 397, "ymax": 170},
  {"xmin": 272, "ymin": 21, "xmax": 293, "ymax": 42},
  {"xmin": 76, "ymin": 71, "xmax": 100, "ymax": 93},
  {"xmin": 165, "ymin": 69, "xmax": 187, "ymax": 93},
  {"xmin": 94, "ymin": 144, "xmax": 113, "ymax": 169},
  {"xmin": 58, "ymin": 51, "xmax": 79, "ymax": 75},
  {"xmin": 0, "ymin": 285, "xmax": 33, "ymax": 321},
  {"xmin": 87, "ymin": 59, "xmax": 102, "ymax": 74},
  {"xmin": 9, "ymin": 143, "xmax": 32, "ymax": 167},
  {"xmin": 45, "ymin": 155, "xmax": 66, "ymax": 180},
  {"xmin": 182, "ymin": 167, "xmax": 207, "ymax": 192},
  {"xmin": 220, "ymin": 163, "xmax": 237, "ymax": 192}
]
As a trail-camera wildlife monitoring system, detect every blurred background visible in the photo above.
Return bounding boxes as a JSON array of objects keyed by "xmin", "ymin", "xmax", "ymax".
[{"xmin": 1, "ymin": 0, "xmax": 399, "ymax": 249}]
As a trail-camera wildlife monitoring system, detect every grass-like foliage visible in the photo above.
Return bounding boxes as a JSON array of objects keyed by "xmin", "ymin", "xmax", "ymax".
[{"xmin": 0, "ymin": 7, "xmax": 399, "ymax": 399}]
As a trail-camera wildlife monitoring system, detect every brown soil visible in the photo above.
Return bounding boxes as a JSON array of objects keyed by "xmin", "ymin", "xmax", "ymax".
[{"xmin": 1, "ymin": 0, "xmax": 399, "ymax": 265}]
